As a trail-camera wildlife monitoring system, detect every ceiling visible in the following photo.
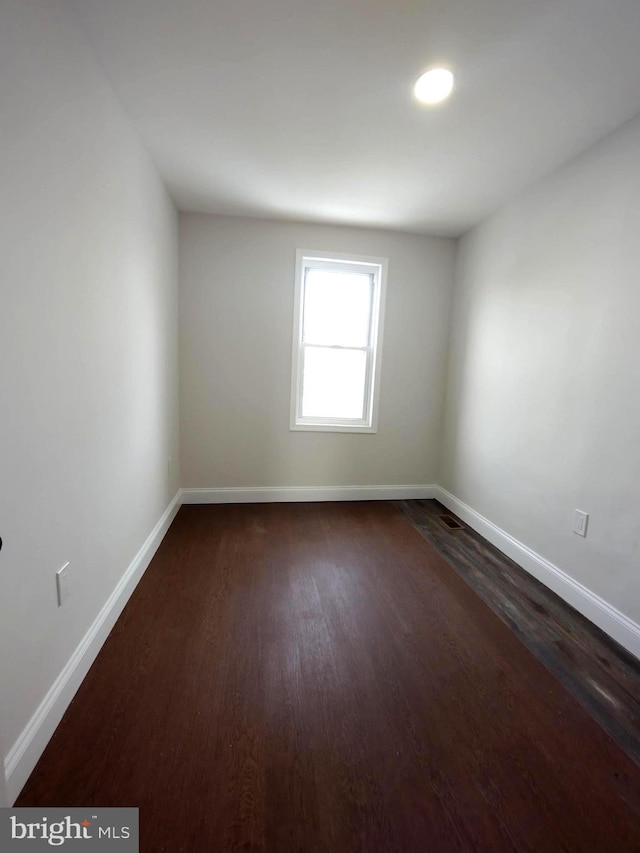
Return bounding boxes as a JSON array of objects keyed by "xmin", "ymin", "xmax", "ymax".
[{"xmin": 71, "ymin": 0, "xmax": 640, "ymax": 236}]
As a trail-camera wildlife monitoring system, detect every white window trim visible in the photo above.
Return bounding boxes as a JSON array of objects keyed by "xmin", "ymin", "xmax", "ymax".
[{"xmin": 290, "ymin": 249, "xmax": 388, "ymax": 433}]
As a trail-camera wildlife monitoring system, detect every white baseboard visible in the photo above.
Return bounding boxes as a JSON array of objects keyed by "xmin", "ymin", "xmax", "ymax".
[
  {"xmin": 4, "ymin": 492, "xmax": 182, "ymax": 805},
  {"xmin": 180, "ymin": 485, "xmax": 437, "ymax": 504},
  {"xmin": 434, "ymin": 486, "xmax": 640, "ymax": 661}
]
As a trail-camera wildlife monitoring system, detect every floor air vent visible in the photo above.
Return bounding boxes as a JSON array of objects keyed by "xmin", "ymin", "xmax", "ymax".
[{"xmin": 438, "ymin": 514, "xmax": 465, "ymax": 531}]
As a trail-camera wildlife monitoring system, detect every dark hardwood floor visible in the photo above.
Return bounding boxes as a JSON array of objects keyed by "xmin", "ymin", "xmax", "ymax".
[{"xmin": 17, "ymin": 502, "xmax": 640, "ymax": 851}]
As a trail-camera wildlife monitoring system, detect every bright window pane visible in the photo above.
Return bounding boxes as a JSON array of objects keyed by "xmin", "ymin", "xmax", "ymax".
[
  {"xmin": 302, "ymin": 269, "xmax": 372, "ymax": 347},
  {"xmin": 301, "ymin": 346, "xmax": 367, "ymax": 419}
]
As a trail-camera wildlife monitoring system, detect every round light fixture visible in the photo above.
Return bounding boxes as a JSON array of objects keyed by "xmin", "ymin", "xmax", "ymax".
[{"xmin": 414, "ymin": 68, "xmax": 454, "ymax": 105}]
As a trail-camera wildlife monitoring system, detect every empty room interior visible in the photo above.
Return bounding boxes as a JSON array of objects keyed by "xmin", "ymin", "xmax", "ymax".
[{"xmin": 2, "ymin": 0, "xmax": 640, "ymax": 849}]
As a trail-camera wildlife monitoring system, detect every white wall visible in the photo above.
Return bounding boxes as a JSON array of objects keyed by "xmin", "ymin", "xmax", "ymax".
[
  {"xmin": 441, "ymin": 114, "xmax": 640, "ymax": 626},
  {"xmin": 0, "ymin": 0, "xmax": 180, "ymax": 792},
  {"xmin": 179, "ymin": 214, "xmax": 455, "ymax": 489},
  {"xmin": 0, "ymin": 730, "xmax": 7, "ymax": 807}
]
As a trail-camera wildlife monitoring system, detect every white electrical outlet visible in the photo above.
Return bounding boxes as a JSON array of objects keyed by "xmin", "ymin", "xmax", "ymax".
[
  {"xmin": 56, "ymin": 562, "xmax": 70, "ymax": 606},
  {"xmin": 573, "ymin": 510, "xmax": 589, "ymax": 538}
]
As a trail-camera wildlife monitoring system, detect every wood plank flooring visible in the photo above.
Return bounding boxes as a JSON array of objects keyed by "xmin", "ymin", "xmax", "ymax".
[
  {"xmin": 398, "ymin": 499, "xmax": 640, "ymax": 768},
  {"xmin": 17, "ymin": 502, "xmax": 640, "ymax": 851}
]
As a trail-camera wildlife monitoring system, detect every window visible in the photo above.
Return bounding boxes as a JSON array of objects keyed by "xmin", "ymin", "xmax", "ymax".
[{"xmin": 290, "ymin": 250, "xmax": 387, "ymax": 432}]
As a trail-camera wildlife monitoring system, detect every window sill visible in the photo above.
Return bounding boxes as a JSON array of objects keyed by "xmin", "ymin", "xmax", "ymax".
[{"xmin": 290, "ymin": 422, "xmax": 378, "ymax": 434}]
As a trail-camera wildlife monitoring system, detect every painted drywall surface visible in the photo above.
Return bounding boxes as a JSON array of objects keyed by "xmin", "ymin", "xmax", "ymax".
[
  {"xmin": 0, "ymin": 0, "xmax": 179, "ymax": 764},
  {"xmin": 440, "ymin": 115, "xmax": 640, "ymax": 623},
  {"xmin": 0, "ymin": 729, "xmax": 7, "ymax": 807},
  {"xmin": 180, "ymin": 215, "xmax": 455, "ymax": 488}
]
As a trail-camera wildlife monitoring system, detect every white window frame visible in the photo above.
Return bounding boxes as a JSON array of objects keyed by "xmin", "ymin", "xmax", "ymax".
[{"xmin": 290, "ymin": 249, "xmax": 388, "ymax": 433}]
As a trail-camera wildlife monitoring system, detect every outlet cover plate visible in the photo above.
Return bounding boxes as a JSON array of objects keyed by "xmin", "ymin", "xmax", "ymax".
[
  {"xmin": 574, "ymin": 510, "xmax": 589, "ymax": 538},
  {"xmin": 56, "ymin": 562, "xmax": 70, "ymax": 606}
]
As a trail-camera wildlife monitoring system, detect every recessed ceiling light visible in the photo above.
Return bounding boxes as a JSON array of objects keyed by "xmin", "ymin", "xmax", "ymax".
[{"xmin": 414, "ymin": 68, "xmax": 454, "ymax": 105}]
